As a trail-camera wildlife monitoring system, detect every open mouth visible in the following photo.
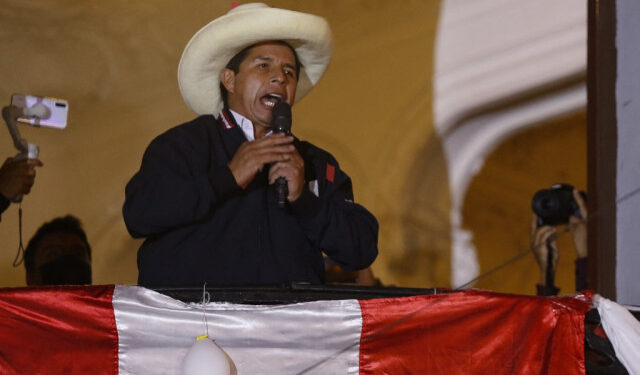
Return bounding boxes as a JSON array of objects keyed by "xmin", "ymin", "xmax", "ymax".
[{"xmin": 261, "ymin": 93, "xmax": 283, "ymax": 108}]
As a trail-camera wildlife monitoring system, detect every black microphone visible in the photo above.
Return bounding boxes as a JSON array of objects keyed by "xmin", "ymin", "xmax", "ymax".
[{"xmin": 272, "ymin": 102, "xmax": 292, "ymax": 208}]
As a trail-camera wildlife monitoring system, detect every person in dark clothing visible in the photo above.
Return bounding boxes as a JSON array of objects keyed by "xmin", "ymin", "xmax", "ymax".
[
  {"xmin": 123, "ymin": 4, "xmax": 378, "ymax": 287},
  {"xmin": 0, "ymin": 156, "xmax": 42, "ymax": 221},
  {"xmin": 24, "ymin": 215, "xmax": 92, "ymax": 286},
  {"xmin": 531, "ymin": 189, "xmax": 588, "ymax": 296}
]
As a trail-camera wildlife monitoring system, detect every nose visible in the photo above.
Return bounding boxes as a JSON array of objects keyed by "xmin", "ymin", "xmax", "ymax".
[{"xmin": 270, "ymin": 68, "xmax": 286, "ymax": 84}]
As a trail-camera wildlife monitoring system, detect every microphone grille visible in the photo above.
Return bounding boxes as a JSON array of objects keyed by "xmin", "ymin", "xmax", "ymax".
[{"xmin": 272, "ymin": 102, "xmax": 291, "ymax": 132}]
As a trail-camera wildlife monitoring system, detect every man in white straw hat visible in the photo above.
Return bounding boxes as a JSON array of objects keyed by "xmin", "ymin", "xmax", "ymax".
[{"xmin": 123, "ymin": 3, "xmax": 378, "ymax": 287}]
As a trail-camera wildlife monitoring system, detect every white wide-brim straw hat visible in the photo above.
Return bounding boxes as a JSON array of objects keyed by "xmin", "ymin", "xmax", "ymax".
[{"xmin": 178, "ymin": 3, "xmax": 333, "ymax": 115}]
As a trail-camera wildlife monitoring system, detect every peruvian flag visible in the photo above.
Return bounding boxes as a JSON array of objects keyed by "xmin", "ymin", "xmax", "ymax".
[{"xmin": 0, "ymin": 285, "xmax": 590, "ymax": 374}]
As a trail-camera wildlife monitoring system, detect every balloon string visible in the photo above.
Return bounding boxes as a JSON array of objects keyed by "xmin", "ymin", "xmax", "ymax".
[{"xmin": 201, "ymin": 283, "xmax": 210, "ymax": 337}]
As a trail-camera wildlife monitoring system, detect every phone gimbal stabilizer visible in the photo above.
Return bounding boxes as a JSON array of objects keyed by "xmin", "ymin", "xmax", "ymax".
[
  {"xmin": 2, "ymin": 105, "xmax": 40, "ymax": 160},
  {"xmin": 2, "ymin": 105, "xmax": 40, "ymax": 202}
]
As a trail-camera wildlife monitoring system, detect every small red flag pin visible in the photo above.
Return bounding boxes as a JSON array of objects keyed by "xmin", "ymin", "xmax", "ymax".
[{"xmin": 326, "ymin": 163, "xmax": 335, "ymax": 183}]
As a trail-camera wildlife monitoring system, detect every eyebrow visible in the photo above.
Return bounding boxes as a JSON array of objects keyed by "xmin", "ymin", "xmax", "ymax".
[{"xmin": 254, "ymin": 56, "xmax": 297, "ymax": 72}]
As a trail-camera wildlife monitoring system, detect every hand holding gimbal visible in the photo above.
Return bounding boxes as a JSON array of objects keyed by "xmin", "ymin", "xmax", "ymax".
[{"xmin": 1, "ymin": 105, "xmax": 41, "ymax": 202}]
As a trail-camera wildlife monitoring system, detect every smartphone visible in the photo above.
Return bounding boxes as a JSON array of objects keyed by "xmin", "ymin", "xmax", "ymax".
[{"xmin": 10, "ymin": 94, "xmax": 68, "ymax": 129}]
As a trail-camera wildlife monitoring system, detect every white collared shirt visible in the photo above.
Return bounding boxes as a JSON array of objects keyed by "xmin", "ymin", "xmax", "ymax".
[
  {"xmin": 228, "ymin": 109, "xmax": 272, "ymax": 142},
  {"xmin": 224, "ymin": 108, "xmax": 320, "ymax": 198}
]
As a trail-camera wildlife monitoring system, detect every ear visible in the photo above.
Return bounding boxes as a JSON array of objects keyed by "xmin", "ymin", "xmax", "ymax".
[{"xmin": 220, "ymin": 69, "xmax": 236, "ymax": 94}]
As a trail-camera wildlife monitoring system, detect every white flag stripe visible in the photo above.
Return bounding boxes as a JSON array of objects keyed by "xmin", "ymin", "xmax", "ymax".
[
  {"xmin": 113, "ymin": 285, "xmax": 362, "ymax": 374},
  {"xmin": 595, "ymin": 295, "xmax": 640, "ymax": 375}
]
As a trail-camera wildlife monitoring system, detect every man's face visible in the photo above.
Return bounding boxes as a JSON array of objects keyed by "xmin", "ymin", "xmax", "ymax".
[
  {"xmin": 27, "ymin": 232, "xmax": 91, "ymax": 286},
  {"xmin": 222, "ymin": 42, "xmax": 298, "ymax": 131}
]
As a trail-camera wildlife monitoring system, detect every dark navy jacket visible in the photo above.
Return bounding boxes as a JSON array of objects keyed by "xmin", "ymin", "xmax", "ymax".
[
  {"xmin": 123, "ymin": 115, "xmax": 378, "ymax": 287},
  {"xmin": 0, "ymin": 195, "xmax": 9, "ymax": 221}
]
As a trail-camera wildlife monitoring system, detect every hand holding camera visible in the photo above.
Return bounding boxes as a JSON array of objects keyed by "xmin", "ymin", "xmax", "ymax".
[
  {"xmin": 1, "ymin": 94, "xmax": 67, "ymax": 204},
  {"xmin": 530, "ymin": 183, "xmax": 588, "ymax": 294},
  {"xmin": 529, "ymin": 215, "xmax": 558, "ymax": 285},
  {"xmin": 568, "ymin": 189, "xmax": 588, "ymax": 258},
  {"xmin": 531, "ymin": 183, "xmax": 588, "ymax": 256}
]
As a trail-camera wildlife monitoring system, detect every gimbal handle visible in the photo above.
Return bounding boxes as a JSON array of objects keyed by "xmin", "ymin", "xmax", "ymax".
[{"xmin": 2, "ymin": 105, "xmax": 39, "ymax": 202}]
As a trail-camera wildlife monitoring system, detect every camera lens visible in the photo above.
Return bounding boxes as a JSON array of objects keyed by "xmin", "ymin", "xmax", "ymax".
[{"xmin": 532, "ymin": 184, "xmax": 576, "ymax": 226}]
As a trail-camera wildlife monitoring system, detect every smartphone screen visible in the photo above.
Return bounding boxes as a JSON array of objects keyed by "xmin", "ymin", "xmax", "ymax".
[{"xmin": 11, "ymin": 94, "xmax": 68, "ymax": 129}]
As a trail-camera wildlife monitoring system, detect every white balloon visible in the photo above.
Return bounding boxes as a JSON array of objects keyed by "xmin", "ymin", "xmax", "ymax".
[{"xmin": 182, "ymin": 337, "xmax": 232, "ymax": 375}]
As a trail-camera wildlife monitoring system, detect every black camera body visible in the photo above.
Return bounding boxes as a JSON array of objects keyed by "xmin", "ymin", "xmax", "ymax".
[{"xmin": 531, "ymin": 183, "xmax": 586, "ymax": 226}]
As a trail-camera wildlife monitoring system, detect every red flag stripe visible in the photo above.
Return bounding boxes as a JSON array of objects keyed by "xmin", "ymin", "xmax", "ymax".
[
  {"xmin": 0, "ymin": 285, "xmax": 117, "ymax": 374},
  {"xmin": 358, "ymin": 290, "xmax": 590, "ymax": 375}
]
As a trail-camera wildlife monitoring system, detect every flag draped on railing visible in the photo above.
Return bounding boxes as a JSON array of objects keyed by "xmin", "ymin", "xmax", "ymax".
[{"xmin": 0, "ymin": 285, "xmax": 592, "ymax": 374}]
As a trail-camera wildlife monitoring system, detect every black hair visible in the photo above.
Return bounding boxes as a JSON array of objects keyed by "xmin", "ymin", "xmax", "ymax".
[
  {"xmin": 219, "ymin": 41, "xmax": 302, "ymax": 107},
  {"xmin": 24, "ymin": 215, "xmax": 91, "ymax": 273}
]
